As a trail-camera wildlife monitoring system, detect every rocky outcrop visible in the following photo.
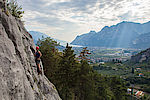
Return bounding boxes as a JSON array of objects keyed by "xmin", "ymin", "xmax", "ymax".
[{"xmin": 0, "ymin": 0, "xmax": 61, "ymax": 100}]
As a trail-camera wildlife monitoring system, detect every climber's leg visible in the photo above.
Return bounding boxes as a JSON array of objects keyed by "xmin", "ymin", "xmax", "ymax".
[
  {"xmin": 36, "ymin": 60, "xmax": 41, "ymax": 74},
  {"xmin": 37, "ymin": 63, "xmax": 41, "ymax": 74}
]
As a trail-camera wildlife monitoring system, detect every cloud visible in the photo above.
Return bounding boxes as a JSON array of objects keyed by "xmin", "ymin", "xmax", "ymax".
[{"xmin": 18, "ymin": 0, "xmax": 150, "ymax": 42}]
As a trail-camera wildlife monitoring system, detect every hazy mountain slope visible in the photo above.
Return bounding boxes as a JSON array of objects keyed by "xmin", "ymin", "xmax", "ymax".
[
  {"xmin": 71, "ymin": 21, "xmax": 150, "ymax": 48},
  {"xmin": 130, "ymin": 48, "xmax": 150, "ymax": 63},
  {"xmin": 0, "ymin": 1, "xmax": 61, "ymax": 100},
  {"xmin": 29, "ymin": 31, "xmax": 68, "ymax": 46},
  {"xmin": 29, "ymin": 31, "xmax": 49, "ymax": 43},
  {"xmin": 71, "ymin": 31, "xmax": 97, "ymax": 46},
  {"xmin": 131, "ymin": 32, "xmax": 150, "ymax": 49}
]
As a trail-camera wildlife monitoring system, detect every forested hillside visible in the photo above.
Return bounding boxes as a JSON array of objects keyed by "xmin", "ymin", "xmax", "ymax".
[{"xmin": 37, "ymin": 37, "xmax": 128, "ymax": 100}]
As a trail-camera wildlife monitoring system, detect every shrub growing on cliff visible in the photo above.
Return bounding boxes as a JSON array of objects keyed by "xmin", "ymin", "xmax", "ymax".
[{"xmin": 6, "ymin": 0, "xmax": 24, "ymax": 18}]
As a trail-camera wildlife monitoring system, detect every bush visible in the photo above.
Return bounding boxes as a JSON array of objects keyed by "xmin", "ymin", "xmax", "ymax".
[{"xmin": 6, "ymin": 0, "xmax": 24, "ymax": 18}]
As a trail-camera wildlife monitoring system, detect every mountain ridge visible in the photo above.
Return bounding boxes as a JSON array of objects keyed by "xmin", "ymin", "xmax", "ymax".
[
  {"xmin": 29, "ymin": 31, "xmax": 68, "ymax": 46},
  {"xmin": 71, "ymin": 21, "xmax": 150, "ymax": 49}
]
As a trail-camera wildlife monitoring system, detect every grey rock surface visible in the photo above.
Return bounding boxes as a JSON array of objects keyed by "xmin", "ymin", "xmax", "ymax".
[{"xmin": 0, "ymin": 0, "xmax": 61, "ymax": 100}]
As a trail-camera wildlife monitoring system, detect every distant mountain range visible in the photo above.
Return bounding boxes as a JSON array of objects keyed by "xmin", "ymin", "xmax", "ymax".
[
  {"xmin": 71, "ymin": 21, "xmax": 150, "ymax": 49},
  {"xmin": 29, "ymin": 31, "xmax": 68, "ymax": 46}
]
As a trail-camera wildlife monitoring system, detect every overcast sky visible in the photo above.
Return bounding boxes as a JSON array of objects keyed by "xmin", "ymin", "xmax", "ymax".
[{"xmin": 18, "ymin": 0, "xmax": 150, "ymax": 42}]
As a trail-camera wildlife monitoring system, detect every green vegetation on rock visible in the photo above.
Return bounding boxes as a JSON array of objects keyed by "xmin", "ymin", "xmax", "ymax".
[{"xmin": 6, "ymin": 0, "xmax": 24, "ymax": 18}]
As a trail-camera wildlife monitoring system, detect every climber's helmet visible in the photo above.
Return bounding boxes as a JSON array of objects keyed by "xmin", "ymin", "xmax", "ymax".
[{"xmin": 36, "ymin": 46, "xmax": 39, "ymax": 50}]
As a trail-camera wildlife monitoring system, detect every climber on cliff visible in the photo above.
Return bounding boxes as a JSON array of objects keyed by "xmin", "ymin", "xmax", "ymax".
[{"xmin": 35, "ymin": 46, "xmax": 42, "ymax": 74}]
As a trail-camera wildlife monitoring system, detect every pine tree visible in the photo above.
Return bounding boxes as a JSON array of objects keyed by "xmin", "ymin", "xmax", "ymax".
[
  {"xmin": 79, "ymin": 47, "xmax": 91, "ymax": 61},
  {"xmin": 77, "ymin": 60, "xmax": 95, "ymax": 100},
  {"xmin": 55, "ymin": 43, "xmax": 78, "ymax": 100},
  {"xmin": 75, "ymin": 47, "xmax": 95, "ymax": 100}
]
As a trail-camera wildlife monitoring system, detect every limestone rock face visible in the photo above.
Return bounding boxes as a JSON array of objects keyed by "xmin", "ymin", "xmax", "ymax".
[{"xmin": 0, "ymin": 0, "xmax": 61, "ymax": 100}]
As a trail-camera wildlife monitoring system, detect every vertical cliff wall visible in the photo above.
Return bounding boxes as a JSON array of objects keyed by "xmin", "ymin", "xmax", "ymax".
[{"xmin": 0, "ymin": 0, "xmax": 61, "ymax": 100}]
